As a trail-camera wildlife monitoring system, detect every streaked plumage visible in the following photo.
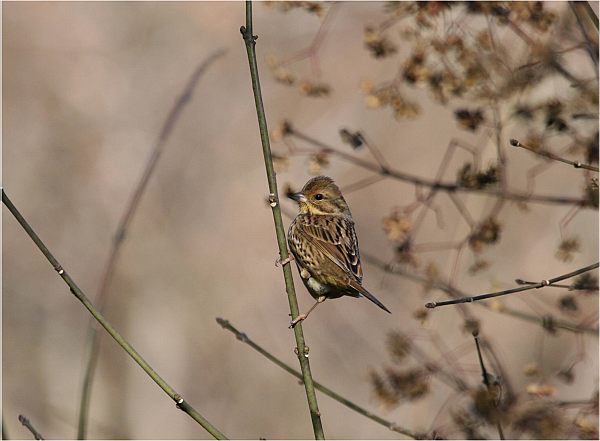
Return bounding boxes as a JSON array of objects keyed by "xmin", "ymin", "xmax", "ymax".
[{"xmin": 287, "ymin": 176, "xmax": 391, "ymax": 327}]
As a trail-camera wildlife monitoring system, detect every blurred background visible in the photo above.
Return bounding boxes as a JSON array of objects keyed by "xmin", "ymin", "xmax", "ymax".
[{"xmin": 3, "ymin": 2, "xmax": 599, "ymax": 439}]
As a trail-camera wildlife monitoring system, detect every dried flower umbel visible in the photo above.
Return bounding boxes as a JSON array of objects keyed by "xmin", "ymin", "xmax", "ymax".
[
  {"xmin": 364, "ymin": 27, "xmax": 397, "ymax": 58},
  {"xmin": 386, "ymin": 331, "xmax": 412, "ymax": 363},
  {"xmin": 339, "ymin": 128, "xmax": 364, "ymax": 149},
  {"xmin": 457, "ymin": 163, "xmax": 499, "ymax": 189},
  {"xmin": 382, "ymin": 211, "xmax": 412, "ymax": 242},
  {"xmin": 571, "ymin": 273, "xmax": 598, "ymax": 293},
  {"xmin": 469, "ymin": 218, "xmax": 502, "ymax": 252},
  {"xmin": 454, "ymin": 108, "xmax": 486, "ymax": 131},
  {"xmin": 371, "ymin": 367, "xmax": 431, "ymax": 407},
  {"xmin": 556, "ymin": 236, "xmax": 580, "ymax": 262}
]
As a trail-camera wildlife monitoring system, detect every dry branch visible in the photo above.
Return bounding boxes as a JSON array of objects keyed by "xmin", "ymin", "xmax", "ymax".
[
  {"xmin": 77, "ymin": 49, "xmax": 226, "ymax": 439},
  {"xmin": 18, "ymin": 415, "xmax": 44, "ymax": 440},
  {"xmin": 510, "ymin": 139, "xmax": 599, "ymax": 172},
  {"xmin": 2, "ymin": 190, "xmax": 227, "ymax": 440},
  {"xmin": 425, "ymin": 263, "xmax": 599, "ymax": 308},
  {"xmin": 217, "ymin": 318, "xmax": 425, "ymax": 440}
]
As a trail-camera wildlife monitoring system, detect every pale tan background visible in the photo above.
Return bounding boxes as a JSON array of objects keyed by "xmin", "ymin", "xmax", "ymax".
[{"xmin": 3, "ymin": 2, "xmax": 598, "ymax": 439}]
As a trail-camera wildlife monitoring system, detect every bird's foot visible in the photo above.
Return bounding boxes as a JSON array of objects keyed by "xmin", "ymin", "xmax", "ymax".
[
  {"xmin": 276, "ymin": 255, "xmax": 294, "ymax": 267},
  {"xmin": 289, "ymin": 314, "xmax": 307, "ymax": 329}
]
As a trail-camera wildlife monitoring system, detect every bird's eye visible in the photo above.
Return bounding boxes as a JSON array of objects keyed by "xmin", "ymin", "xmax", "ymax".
[{"xmin": 314, "ymin": 194, "xmax": 324, "ymax": 201}]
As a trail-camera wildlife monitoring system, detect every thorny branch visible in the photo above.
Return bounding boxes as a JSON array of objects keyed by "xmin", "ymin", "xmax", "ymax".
[
  {"xmin": 77, "ymin": 49, "xmax": 226, "ymax": 439},
  {"xmin": 2, "ymin": 190, "xmax": 227, "ymax": 440}
]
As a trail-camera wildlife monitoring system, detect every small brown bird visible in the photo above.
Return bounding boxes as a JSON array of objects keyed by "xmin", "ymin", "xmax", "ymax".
[{"xmin": 287, "ymin": 176, "xmax": 391, "ymax": 327}]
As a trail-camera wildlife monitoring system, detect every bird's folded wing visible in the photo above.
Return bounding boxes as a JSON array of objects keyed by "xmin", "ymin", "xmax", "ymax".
[{"xmin": 297, "ymin": 216, "xmax": 363, "ymax": 282}]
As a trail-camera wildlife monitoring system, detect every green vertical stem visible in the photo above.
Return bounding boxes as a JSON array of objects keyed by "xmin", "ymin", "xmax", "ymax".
[
  {"xmin": 2, "ymin": 190, "xmax": 227, "ymax": 440},
  {"xmin": 240, "ymin": 2, "xmax": 325, "ymax": 439}
]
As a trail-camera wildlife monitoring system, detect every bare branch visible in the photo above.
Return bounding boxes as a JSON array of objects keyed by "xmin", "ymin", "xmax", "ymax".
[
  {"xmin": 216, "ymin": 318, "xmax": 426, "ymax": 440},
  {"xmin": 510, "ymin": 139, "xmax": 599, "ymax": 172},
  {"xmin": 362, "ymin": 251, "xmax": 599, "ymax": 336},
  {"xmin": 285, "ymin": 125, "xmax": 589, "ymax": 206},
  {"xmin": 426, "ymin": 263, "xmax": 599, "ymax": 309},
  {"xmin": 18, "ymin": 415, "xmax": 44, "ymax": 440},
  {"xmin": 77, "ymin": 48, "xmax": 227, "ymax": 440},
  {"xmin": 2, "ymin": 190, "xmax": 227, "ymax": 440}
]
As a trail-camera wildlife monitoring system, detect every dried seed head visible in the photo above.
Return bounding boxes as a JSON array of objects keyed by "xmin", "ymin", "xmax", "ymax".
[
  {"xmin": 571, "ymin": 273, "xmax": 598, "ymax": 293},
  {"xmin": 556, "ymin": 236, "xmax": 580, "ymax": 262},
  {"xmin": 454, "ymin": 108, "xmax": 485, "ymax": 131},
  {"xmin": 307, "ymin": 152, "xmax": 330, "ymax": 174},
  {"xmin": 299, "ymin": 81, "xmax": 331, "ymax": 97},
  {"xmin": 523, "ymin": 362, "xmax": 540, "ymax": 377},
  {"xmin": 382, "ymin": 212, "xmax": 413, "ymax": 242},
  {"xmin": 513, "ymin": 402, "xmax": 567, "ymax": 439},
  {"xmin": 526, "ymin": 382, "xmax": 556, "ymax": 397},
  {"xmin": 469, "ymin": 218, "xmax": 502, "ymax": 253},
  {"xmin": 558, "ymin": 295, "xmax": 578, "ymax": 313},
  {"xmin": 364, "ymin": 27, "xmax": 397, "ymax": 58},
  {"xmin": 385, "ymin": 331, "xmax": 412, "ymax": 363}
]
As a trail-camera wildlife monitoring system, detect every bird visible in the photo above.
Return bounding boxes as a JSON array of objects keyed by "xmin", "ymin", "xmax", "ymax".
[{"xmin": 286, "ymin": 175, "xmax": 391, "ymax": 328}]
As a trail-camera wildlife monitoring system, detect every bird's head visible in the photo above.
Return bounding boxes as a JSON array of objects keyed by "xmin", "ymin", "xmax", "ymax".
[{"xmin": 289, "ymin": 176, "xmax": 350, "ymax": 216}]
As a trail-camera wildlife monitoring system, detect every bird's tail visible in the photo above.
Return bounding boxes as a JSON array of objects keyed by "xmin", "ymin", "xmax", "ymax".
[{"xmin": 350, "ymin": 281, "xmax": 391, "ymax": 314}]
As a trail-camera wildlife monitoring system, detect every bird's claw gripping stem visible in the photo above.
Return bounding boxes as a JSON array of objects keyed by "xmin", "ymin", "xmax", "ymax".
[
  {"xmin": 276, "ymin": 255, "xmax": 294, "ymax": 267},
  {"xmin": 289, "ymin": 314, "xmax": 307, "ymax": 329}
]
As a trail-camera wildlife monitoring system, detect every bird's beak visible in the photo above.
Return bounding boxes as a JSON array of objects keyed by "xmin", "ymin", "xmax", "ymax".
[{"xmin": 289, "ymin": 192, "xmax": 308, "ymax": 203}]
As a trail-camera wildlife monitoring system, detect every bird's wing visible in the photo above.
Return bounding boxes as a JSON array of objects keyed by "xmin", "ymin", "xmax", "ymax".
[{"xmin": 297, "ymin": 215, "xmax": 363, "ymax": 282}]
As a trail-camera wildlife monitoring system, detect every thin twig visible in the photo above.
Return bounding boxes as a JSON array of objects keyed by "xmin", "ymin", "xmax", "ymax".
[
  {"xmin": 18, "ymin": 415, "xmax": 44, "ymax": 440},
  {"xmin": 76, "ymin": 49, "xmax": 226, "ymax": 439},
  {"xmin": 426, "ymin": 263, "xmax": 599, "ymax": 309},
  {"xmin": 362, "ymin": 251, "xmax": 599, "ymax": 336},
  {"xmin": 472, "ymin": 333, "xmax": 505, "ymax": 440},
  {"xmin": 216, "ymin": 318, "xmax": 426, "ymax": 440},
  {"xmin": 515, "ymin": 279, "xmax": 599, "ymax": 291},
  {"xmin": 571, "ymin": 1, "xmax": 599, "ymax": 32},
  {"xmin": 569, "ymin": 1, "xmax": 599, "ymax": 72},
  {"xmin": 2, "ymin": 190, "xmax": 227, "ymax": 440},
  {"xmin": 510, "ymin": 139, "xmax": 599, "ymax": 173},
  {"xmin": 240, "ymin": 2, "xmax": 324, "ymax": 439},
  {"xmin": 284, "ymin": 125, "xmax": 589, "ymax": 206}
]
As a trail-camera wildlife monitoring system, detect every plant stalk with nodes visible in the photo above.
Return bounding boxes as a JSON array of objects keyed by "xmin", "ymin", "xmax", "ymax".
[
  {"xmin": 2, "ymin": 190, "xmax": 228, "ymax": 440},
  {"xmin": 240, "ymin": 1, "xmax": 324, "ymax": 438}
]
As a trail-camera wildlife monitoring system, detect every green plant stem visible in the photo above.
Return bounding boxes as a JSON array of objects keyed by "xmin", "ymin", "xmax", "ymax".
[
  {"xmin": 2, "ymin": 190, "xmax": 227, "ymax": 440},
  {"xmin": 362, "ymin": 252, "xmax": 599, "ymax": 336},
  {"xmin": 240, "ymin": 2, "xmax": 324, "ymax": 439},
  {"xmin": 216, "ymin": 318, "xmax": 425, "ymax": 440},
  {"xmin": 76, "ymin": 49, "xmax": 226, "ymax": 440}
]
